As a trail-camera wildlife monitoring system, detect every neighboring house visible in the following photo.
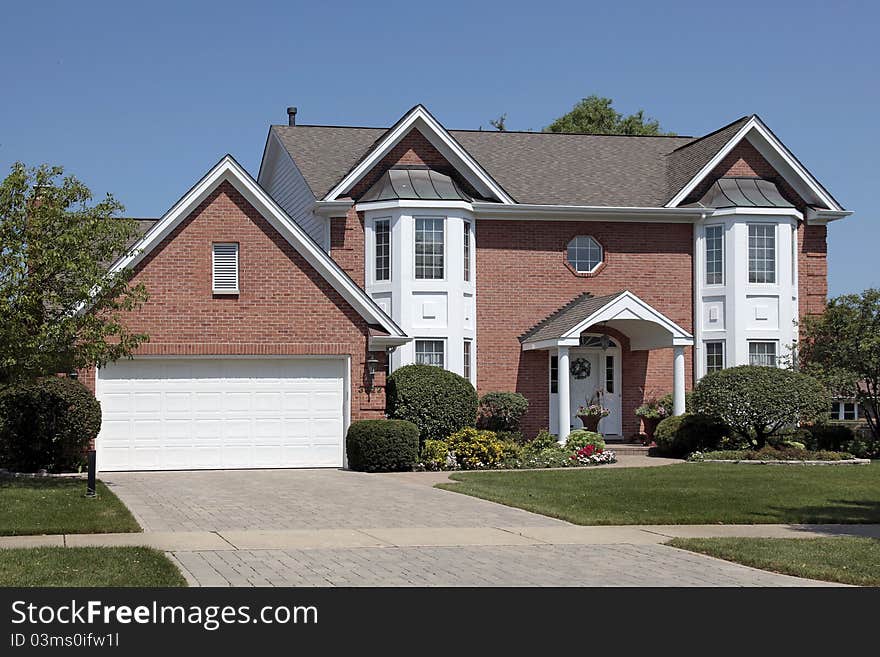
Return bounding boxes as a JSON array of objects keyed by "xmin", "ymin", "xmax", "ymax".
[{"xmin": 87, "ymin": 105, "xmax": 850, "ymax": 471}]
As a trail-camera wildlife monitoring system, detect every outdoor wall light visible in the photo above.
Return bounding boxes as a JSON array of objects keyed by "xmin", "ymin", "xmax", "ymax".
[{"xmin": 365, "ymin": 355, "xmax": 380, "ymax": 392}]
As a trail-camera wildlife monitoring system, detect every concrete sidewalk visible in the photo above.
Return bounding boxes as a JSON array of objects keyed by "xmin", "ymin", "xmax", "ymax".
[{"xmin": 2, "ymin": 523, "xmax": 878, "ymax": 552}]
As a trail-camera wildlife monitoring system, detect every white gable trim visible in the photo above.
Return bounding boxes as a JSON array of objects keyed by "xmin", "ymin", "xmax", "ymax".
[
  {"xmin": 109, "ymin": 155, "xmax": 408, "ymax": 340},
  {"xmin": 667, "ymin": 116, "xmax": 843, "ymax": 211},
  {"xmin": 560, "ymin": 291, "xmax": 693, "ymax": 348},
  {"xmin": 323, "ymin": 105, "xmax": 515, "ymax": 204}
]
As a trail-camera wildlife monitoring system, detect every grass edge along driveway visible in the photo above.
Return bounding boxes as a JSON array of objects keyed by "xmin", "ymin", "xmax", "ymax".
[
  {"xmin": 0, "ymin": 477, "xmax": 140, "ymax": 536},
  {"xmin": 667, "ymin": 537, "xmax": 880, "ymax": 586},
  {"xmin": 0, "ymin": 546, "xmax": 187, "ymax": 587},
  {"xmin": 439, "ymin": 462, "xmax": 880, "ymax": 525}
]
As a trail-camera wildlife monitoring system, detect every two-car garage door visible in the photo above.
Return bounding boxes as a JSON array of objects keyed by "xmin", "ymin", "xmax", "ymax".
[{"xmin": 96, "ymin": 358, "xmax": 346, "ymax": 471}]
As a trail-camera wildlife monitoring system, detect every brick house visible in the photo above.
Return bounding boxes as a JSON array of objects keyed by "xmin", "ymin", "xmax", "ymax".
[{"xmin": 93, "ymin": 105, "xmax": 849, "ymax": 471}]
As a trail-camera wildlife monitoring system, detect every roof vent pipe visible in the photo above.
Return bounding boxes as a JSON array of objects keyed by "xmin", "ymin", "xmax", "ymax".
[{"xmin": 287, "ymin": 107, "xmax": 298, "ymax": 126}]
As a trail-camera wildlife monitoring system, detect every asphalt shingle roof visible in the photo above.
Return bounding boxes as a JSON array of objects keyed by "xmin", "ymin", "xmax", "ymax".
[
  {"xmin": 519, "ymin": 291, "xmax": 626, "ymax": 343},
  {"xmin": 270, "ymin": 115, "xmax": 756, "ymax": 208}
]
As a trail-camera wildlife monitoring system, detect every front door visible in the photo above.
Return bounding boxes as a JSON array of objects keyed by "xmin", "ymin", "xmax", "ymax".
[{"xmin": 569, "ymin": 350, "xmax": 600, "ymax": 431}]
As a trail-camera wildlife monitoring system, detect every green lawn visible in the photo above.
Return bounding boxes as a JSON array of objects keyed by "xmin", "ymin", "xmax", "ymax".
[
  {"xmin": 0, "ymin": 477, "xmax": 140, "ymax": 536},
  {"xmin": 0, "ymin": 547, "xmax": 186, "ymax": 587},
  {"xmin": 440, "ymin": 462, "xmax": 880, "ymax": 525},
  {"xmin": 668, "ymin": 537, "xmax": 880, "ymax": 586}
]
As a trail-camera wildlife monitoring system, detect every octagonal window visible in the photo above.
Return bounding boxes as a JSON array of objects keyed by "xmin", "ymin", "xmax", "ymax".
[{"xmin": 566, "ymin": 236, "xmax": 603, "ymax": 273}]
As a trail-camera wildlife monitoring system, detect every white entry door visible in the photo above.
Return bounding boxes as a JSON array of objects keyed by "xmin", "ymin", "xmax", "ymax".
[{"xmin": 96, "ymin": 358, "xmax": 347, "ymax": 471}]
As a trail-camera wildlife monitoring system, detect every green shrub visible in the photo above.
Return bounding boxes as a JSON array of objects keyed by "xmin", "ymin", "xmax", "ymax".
[
  {"xmin": 653, "ymin": 413, "xmax": 728, "ymax": 458},
  {"xmin": 693, "ymin": 446, "xmax": 855, "ymax": 461},
  {"xmin": 345, "ymin": 419, "xmax": 419, "ymax": 472},
  {"xmin": 691, "ymin": 366, "xmax": 829, "ymax": 448},
  {"xmin": 564, "ymin": 430, "xmax": 605, "ymax": 452},
  {"xmin": 420, "ymin": 439, "xmax": 450, "ymax": 471},
  {"xmin": 493, "ymin": 430, "xmax": 525, "ymax": 445},
  {"xmin": 385, "ymin": 365, "xmax": 477, "ymax": 443},
  {"xmin": 527, "ymin": 429, "xmax": 559, "ymax": 451},
  {"xmin": 843, "ymin": 433, "xmax": 880, "ymax": 459},
  {"xmin": 477, "ymin": 392, "xmax": 529, "ymax": 432},
  {"xmin": 804, "ymin": 423, "xmax": 856, "ymax": 452},
  {"xmin": 0, "ymin": 377, "xmax": 101, "ymax": 473},
  {"xmin": 446, "ymin": 427, "xmax": 507, "ymax": 470}
]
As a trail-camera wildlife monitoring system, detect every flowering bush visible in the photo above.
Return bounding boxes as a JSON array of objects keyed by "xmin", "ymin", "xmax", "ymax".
[
  {"xmin": 420, "ymin": 439, "xmax": 451, "ymax": 471},
  {"xmin": 446, "ymin": 427, "xmax": 512, "ymax": 469},
  {"xmin": 565, "ymin": 430, "xmax": 605, "ymax": 452},
  {"xmin": 570, "ymin": 443, "xmax": 617, "ymax": 465}
]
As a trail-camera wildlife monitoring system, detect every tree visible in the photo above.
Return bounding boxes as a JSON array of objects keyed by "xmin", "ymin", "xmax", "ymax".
[
  {"xmin": 489, "ymin": 113, "xmax": 508, "ymax": 131},
  {"xmin": 691, "ymin": 366, "xmax": 829, "ymax": 448},
  {"xmin": 799, "ymin": 289, "xmax": 880, "ymax": 440},
  {"xmin": 545, "ymin": 95, "xmax": 670, "ymax": 135},
  {"xmin": 0, "ymin": 163, "xmax": 149, "ymax": 384}
]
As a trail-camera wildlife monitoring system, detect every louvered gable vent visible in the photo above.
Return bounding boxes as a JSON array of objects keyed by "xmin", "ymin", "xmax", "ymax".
[{"xmin": 212, "ymin": 243, "xmax": 239, "ymax": 293}]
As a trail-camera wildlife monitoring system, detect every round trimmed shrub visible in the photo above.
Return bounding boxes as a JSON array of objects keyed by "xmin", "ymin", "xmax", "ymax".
[
  {"xmin": 691, "ymin": 366, "xmax": 829, "ymax": 448},
  {"xmin": 385, "ymin": 364, "xmax": 477, "ymax": 443},
  {"xmin": 564, "ymin": 430, "xmax": 605, "ymax": 452},
  {"xmin": 477, "ymin": 392, "xmax": 529, "ymax": 432},
  {"xmin": 0, "ymin": 377, "xmax": 101, "ymax": 473},
  {"xmin": 653, "ymin": 412, "xmax": 728, "ymax": 458},
  {"xmin": 345, "ymin": 419, "xmax": 419, "ymax": 472}
]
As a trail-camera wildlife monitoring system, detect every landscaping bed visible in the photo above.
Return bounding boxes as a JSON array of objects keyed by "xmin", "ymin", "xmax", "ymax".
[
  {"xmin": 667, "ymin": 537, "xmax": 880, "ymax": 586},
  {"xmin": 439, "ymin": 462, "xmax": 880, "ymax": 525},
  {"xmin": 687, "ymin": 446, "xmax": 869, "ymax": 465},
  {"xmin": 0, "ymin": 477, "xmax": 140, "ymax": 536},
  {"xmin": 0, "ymin": 547, "xmax": 186, "ymax": 587}
]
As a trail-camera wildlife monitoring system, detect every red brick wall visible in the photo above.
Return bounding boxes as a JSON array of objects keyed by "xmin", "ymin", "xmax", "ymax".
[
  {"xmin": 685, "ymin": 140, "xmax": 828, "ymax": 320},
  {"xmin": 475, "ymin": 220, "xmax": 694, "ymax": 437},
  {"xmin": 92, "ymin": 180, "xmax": 386, "ymax": 420}
]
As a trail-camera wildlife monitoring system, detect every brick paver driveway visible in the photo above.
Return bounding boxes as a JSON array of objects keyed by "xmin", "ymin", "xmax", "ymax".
[
  {"xmin": 103, "ymin": 469, "xmax": 563, "ymax": 531},
  {"xmin": 103, "ymin": 470, "xmax": 835, "ymax": 587}
]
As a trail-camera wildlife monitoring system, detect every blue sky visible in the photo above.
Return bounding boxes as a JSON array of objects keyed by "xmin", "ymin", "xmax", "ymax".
[{"xmin": 1, "ymin": 0, "xmax": 876, "ymax": 295}]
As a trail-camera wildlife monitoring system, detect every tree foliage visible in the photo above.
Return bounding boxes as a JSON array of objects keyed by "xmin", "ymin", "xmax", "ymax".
[
  {"xmin": 545, "ymin": 95, "xmax": 670, "ymax": 135},
  {"xmin": 0, "ymin": 163, "xmax": 149, "ymax": 384},
  {"xmin": 691, "ymin": 366, "xmax": 829, "ymax": 448},
  {"xmin": 799, "ymin": 288, "xmax": 880, "ymax": 439}
]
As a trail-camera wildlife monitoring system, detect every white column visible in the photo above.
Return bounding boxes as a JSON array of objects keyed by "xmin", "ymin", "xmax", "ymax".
[
  {"xmin": 673, "ymin": 346, "xmax": 686, "ymax": 416},
  {"xmin": 557, "ymin": 346, "xmax": 570, "ymax": 441}
]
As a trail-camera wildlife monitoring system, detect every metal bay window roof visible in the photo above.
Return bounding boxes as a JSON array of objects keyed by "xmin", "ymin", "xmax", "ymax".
[{"xmin": 359, "ymin": 167, "xmax": 477, "ymax": 202}]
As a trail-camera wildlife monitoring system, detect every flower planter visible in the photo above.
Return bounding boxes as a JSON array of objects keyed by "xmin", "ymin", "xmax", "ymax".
[
  {"xmin": 640, "ymin": 416, "xmax": 661, "ymax": 443},
  {"xmin": 577, "ymin": 414, "xmax": 602, "ymax": 432}
]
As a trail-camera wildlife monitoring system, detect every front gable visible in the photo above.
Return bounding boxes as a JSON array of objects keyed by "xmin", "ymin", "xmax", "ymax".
[
  {"xmin": 109, "ymin": 155, "xmax": 407, "ymax": 342},
  {"xmin": 323, "ymin": 105, "xmax": 514, "ymax": 204},
  {"xmin": 667, "ymin": 115, "xmax": 844, "ymax": 212}
]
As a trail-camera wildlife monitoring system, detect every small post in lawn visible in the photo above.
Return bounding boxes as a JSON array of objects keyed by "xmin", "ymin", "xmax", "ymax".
[{"xmin": 86, "ymin": 449, "xmax": 97, "ymax": 498}]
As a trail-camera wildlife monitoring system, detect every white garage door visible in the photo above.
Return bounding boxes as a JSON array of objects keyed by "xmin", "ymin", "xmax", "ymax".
[{"xmin": 96, "ymin": 358, "xmax": 346, "ymax": 471}]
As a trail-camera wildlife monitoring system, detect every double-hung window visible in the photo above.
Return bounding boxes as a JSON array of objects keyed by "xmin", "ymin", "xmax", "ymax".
[
  {"xmin": 415, "ymin": 218, "xmax": 444, "ymax": 279},
  {"xmin": 705, "ymin": 225, "xmax": 724, "ymax": 285},
  {"xmin": 415, "ymin": 340, "xmax": 444, "ymax": 367},
  {"xmin": 705, "ymin": 341, "xmax": 725, "ymax": 373},
  {"xmin": 374, "ymin": 219, "xmax": 390, "ymax": 281},
  {"xmin": 748, "ymin": 341, "xmax": 777, "ymax": 367},
  {"xmin": 463, "ymin": 340, "xmax": 472, "ymax": 381},
  {"xmin": 748, "ymin": 224, "xmax": 776, "ymax": 283}
]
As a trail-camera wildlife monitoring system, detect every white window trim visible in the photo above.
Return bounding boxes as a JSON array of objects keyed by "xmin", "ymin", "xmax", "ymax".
[
  {"xmin": 463, "ymin": 220, "xmax": 472, "ymax": 282},
  {"xmin": 747, "ymin": 340, "xmax": 779, "ymax": 367},
  {"xmin": 747, "ymin": 223, "xmax": 778, "ymax": 285},
  {"xmin": 704, "ymin": 224, "xmax": 724, "ymax": 286},
  {"xmin": 413, "ymin": 216, "xmax": 447, "ymax": 281},
  {"xmin": 705, "ymin": 340, "xmax": 725, "ymax": 373},
  {"xmin": 212, "ymin": 242, "xmax": 240, "ymax": 294},
  {"xmin": 415, "ymin": 338, "xmax": 446, "ymax": 368},
  {"xmin": 566, "ymin": 235, "xmax": 604, "ymax": 274},
  {"xmin": 372, "ymin": 216, "xmax": 392, "ymax": 284},
  {"xmin": 463, "ymin": 338, "xmax": 473, "ymax": 382}
]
